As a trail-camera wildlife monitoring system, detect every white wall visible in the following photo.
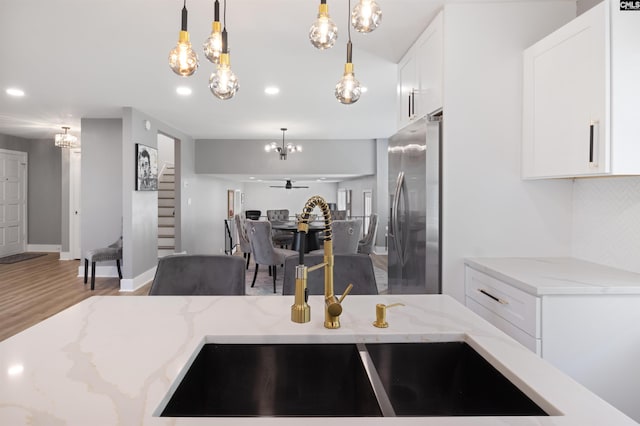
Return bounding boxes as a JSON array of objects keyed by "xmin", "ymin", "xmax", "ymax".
[
  {"xmin": 242, "ymin": 182, "xmax": 339, "ymax": 217},
  {"xmin": 572, "ymin": 176, "xmax": 640, "ymax": 274},
  {"xmin": 182, "ymin": 175, "xmax": 244, "ymax": 255},
  {"xmin": 157, "ymin": 133, "xmax": 175, "ymax": 170},
  {"xmin": 441, "ymin": 1, "xmax": 576, "ymax": 302}
]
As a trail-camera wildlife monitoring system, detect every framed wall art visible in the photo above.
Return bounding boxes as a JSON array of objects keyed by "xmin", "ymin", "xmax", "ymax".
[
  {"xmin": 135, "ymin": 143, "xmax": 158, "ymax": 191},
  {"xmin": 227, "ymin": 190, "xmax": 235, "ymax": 218}
]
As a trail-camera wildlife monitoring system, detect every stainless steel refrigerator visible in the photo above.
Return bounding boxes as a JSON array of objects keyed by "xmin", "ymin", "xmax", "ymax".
[{"xmin": 388, "ymin": 110, "xmax": 442, "ymax": 294}]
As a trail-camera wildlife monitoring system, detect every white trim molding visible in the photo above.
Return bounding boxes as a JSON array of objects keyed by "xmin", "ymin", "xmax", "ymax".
[{"xmin": 119, "ymin": 265, "xmax": 157, "ymax": 292}]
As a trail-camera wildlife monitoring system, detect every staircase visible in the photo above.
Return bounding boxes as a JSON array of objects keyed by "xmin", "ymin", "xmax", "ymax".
[{"xmin": 158, "ymin": 164, "xmax": 175, "ymax": 258}]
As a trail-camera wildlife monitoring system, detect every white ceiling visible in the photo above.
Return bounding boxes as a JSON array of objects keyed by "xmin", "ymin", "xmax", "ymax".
[{"xmin": 0, "ymin": 0, "xmax": 445, "ymax": 142}]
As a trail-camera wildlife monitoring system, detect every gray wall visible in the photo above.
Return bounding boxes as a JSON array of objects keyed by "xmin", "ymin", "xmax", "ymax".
[
  {"xmin": 195, "ymin": 139, "xmax": 376, "ymax": 176},
  {"xmin": 80, "ymin": 118, "xmax": 123, "ymax": 267},
  {"xmin": 0, "ymin": 134, "xmax": 28, "ymax": 152},
  {"xmin": 27, "ymin": 140, "xmax": 61, "ymax": 245}
]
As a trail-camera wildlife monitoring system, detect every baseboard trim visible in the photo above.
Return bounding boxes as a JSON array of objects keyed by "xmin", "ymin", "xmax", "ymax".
[
  {"xmin": 119, "ymin": 265, "xmax": 157, "ymax": 292},
  {"xmin": 59, "ymin": 251, "xmax": 73, "ymax": 260},
  {"xmin": 76, "ymin": 264, "xmax": 120, "ymax": 279},
  {"xmin": 28, "ymin": 244, "xmax": 61, "ymax": 253}
]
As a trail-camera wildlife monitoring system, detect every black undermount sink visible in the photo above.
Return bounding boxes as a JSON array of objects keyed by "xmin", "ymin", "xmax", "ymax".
[{"xmin": 160, "ymin": 342, "xmax": 549, "ymax": 418}]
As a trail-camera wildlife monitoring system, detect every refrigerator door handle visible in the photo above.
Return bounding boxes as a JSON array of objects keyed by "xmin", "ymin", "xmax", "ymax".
[
  {"xmin": 398, "ymin": 174, "xmax": 410, "ymax": 266},
  {"xmin": 391, "ymin": 172, "xmax": 405, "ymax": 265}
]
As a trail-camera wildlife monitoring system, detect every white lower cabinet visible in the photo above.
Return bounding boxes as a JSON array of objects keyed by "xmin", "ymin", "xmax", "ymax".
[{"xmin": 465, "ymin": 263, "xmax": 640, "ymax": 423}]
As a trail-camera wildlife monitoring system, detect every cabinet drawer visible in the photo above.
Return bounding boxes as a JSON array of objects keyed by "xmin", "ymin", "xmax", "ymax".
[
  {"xmin": 465, "ymin": 267, "xmax": 541, "ymax": 338},
  {"xmin": 466, "ymin": 297, "xmax": 541, "ymax": 355}
]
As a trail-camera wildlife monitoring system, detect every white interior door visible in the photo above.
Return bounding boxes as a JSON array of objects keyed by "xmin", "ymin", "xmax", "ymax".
[
  {"xmin": 70, "ymin": 149, "xmax": 82, "ymax": 259},
  {"xmin": 0, "ymin": 149, "xmax": 27, "ymax": 257}
]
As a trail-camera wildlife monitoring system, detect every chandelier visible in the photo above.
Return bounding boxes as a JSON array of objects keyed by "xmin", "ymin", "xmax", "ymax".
[
  {"xmin": 264, "ymin": 128, "xmax": 301, "ymax": 160},
  {"xmin": 54, "ymin": 126, "xmax": 79, "ymax": 148}
]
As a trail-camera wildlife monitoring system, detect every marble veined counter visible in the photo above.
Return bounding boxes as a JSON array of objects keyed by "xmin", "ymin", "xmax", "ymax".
[
  {"xmin": 0, "ymin": 295, "xmax": 636, "ymax": 425},
  {"xmin": 464, "ymin": 257, "xmax": 640, "ymax": 296}
]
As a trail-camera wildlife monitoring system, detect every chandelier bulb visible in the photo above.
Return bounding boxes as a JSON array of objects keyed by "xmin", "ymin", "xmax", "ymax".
[
  {"xmin": 351, "ymin": 0, "xmax": 382, "ymax": 33},
  {"xmin": 309, "ymin": 1, "xmax": 338, "ymax": 50},
  {"xmin": 168, "ymin": 2, "xmax": 199, "ymax": 76}
]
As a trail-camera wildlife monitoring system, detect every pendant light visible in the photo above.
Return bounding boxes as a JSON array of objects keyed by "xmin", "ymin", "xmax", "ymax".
[
  {"xmin": 203, "ymin": 0, "xmax": 223, "ymax": 64},
  {"xmin": 168, "ymin": 0, "xmax": 199, "ymax": 76},
  {"xmin": 54, "ymin": 126, "xmax": 79, "ymax": 148},
  {"xmin": 335, "ymin": 0, "xmax": 362, "ymax": 104},
  {"xmin": 309, "ymin": 0, "xmax": 338, "ymax": 50},
  {"xmin": 209, "ymin": 0, "xmax": 239, "ymax": 100},
  {"xmin": 351, "ymin": 0, "xmax": 382, "ymax": 33}
]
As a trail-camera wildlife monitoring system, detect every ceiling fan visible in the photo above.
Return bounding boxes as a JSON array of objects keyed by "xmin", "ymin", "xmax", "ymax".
[{"xmin": 269, "ymin": 179, "xmax": 309, "ymax": 190}]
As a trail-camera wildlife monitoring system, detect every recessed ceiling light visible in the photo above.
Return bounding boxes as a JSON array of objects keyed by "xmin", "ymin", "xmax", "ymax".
[
  {"xmin": 361, "ymin": 87, "xmax": 368, "ymax": 93},
  {"xmin": 176, "ymin": 86, "xmax": 192, "ymax": 96},
  {"xmin": 264, "ymin": 86, "xmax": 280, "ymax": 95},
  {"xmin": 6, "ymin": 88, "xmax": 25, "ymax": 97},
  {"xmin": 249, "ymin": 177, "xmax": 255, "ymax": 180}
]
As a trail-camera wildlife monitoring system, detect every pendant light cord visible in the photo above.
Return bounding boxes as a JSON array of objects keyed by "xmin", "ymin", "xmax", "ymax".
[{"xmin": 347, "ymin": 0, "xmax": 353, "ymax": 62}]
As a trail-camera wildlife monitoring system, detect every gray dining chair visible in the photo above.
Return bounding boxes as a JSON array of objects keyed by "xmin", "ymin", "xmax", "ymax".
[
  {"xmin": 245, "ymin": 219, "xmax": 298, "ymax": 293},
  {"xmin": 266, "ymin": 209, "xmax": 294, "ymax": 248},
  {"xmin": 358, "ymin": 213, "xmax": 378, "ymax": 254},
  {"xmin": 310, "ymin": 219, "xmax": 362, "ymax": 255},
  {"xmin": 282, "ymin": 253, "xmax": 378, "ymax": 295},
  {"xmin": 148, "ymin": 254, "xmax": 245, "ymax": 295},
  {"xmin": 234, "ymin": 214, "xmax": 252, "ymax": 269},
  {"xmin": 84, "ymin": 236, "xmax": 123, "ymax": 291}
]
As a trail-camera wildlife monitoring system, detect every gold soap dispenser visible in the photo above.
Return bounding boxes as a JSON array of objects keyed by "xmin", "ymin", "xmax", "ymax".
[{"xmin": 373, "ymin": 303, "xmax": 405, "ymax": 328}]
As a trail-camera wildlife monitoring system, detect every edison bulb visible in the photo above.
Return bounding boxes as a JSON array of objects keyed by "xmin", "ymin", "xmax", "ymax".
[
  {"xmin": 169, "ymin": 31, "xmax": 199, "ymax": 76},
  {"xmin": 335, "ymin": 65, "xmax": 361, "ymax": 105},
  {"xmin": 309, "ymin": 6, "xmax": 338, "ymax": 49},
  {"xmin": 209, "ymin": 54, "xmax": 239, "ymax": 100},
  {"xmin": 203, "ymin": 22, "xmax": 223, "ymax": 64},
  {"xmin": 351, "ymin": 0, "xmax": 382, "ymax": 33}
]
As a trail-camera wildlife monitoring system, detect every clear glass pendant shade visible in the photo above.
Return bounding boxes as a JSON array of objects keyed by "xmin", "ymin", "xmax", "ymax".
[
  {"xmin": 351, "ymin": 0, "xmax": 382, "ymax": 33},
  {"xmin": 335, "ymin": 66, "xmax": 361, "ymax": 104},
  {"xmin": 169, "ymin": 32, "xmax": 199, "ymax": 76},
  {"xmin": 203, "ymin": 23, "xmax": 223, "ymax": 64},
  {"xmin": 209, "ymin": 54, "xmax": 239, "ymax": 100},
  {"xmin": 309, "ymin": 7, "xmax": 338, "ymax": 49}
]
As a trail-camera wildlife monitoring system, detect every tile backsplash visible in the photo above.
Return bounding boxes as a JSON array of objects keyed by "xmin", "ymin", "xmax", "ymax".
[{"xmin": 572, "ymin": 176, "xmax": 640, "ymax": 274}]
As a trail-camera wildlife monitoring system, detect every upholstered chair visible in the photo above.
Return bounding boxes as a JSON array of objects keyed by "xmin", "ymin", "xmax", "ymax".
[
  {"xmin": 282, "ymin": 253, "xmax": 378, "ymax": 295},
  {"xmin": 148, "ymin": 254, "xmax": 245, "ymax": 295},
  {"xmin": 245, "ymin": 219, "xmax": 297, "ymax": 293},
  {"xmin": 234, "ymin": 214, "xmax": 252, "ymax": 269},
  {"xmin": 358, "ymin": 213, "xmax": 378, "ymax": 254},
  {"xmin": 310, "ymin": 219, "xmax": 362, "ymax": 255},
  {"xmin": 84, "ymin": 237, "xmax": 123, "ymax": 291},
  {"xmin": 331, "ymin": 210, "xmax": 348, "ymax": 220},
  {"xmin": 266, "ymin": 209, "xmax": 294, "ymax": 248}
]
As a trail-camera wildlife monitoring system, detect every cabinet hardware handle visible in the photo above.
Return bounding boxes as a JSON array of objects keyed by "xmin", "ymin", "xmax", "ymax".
[
  {"xmin": 589, "ymin": 120, "xmax": 598, "ymax": 167},
  {"xmin": 478, "ymin": 289, "xmax": 508, "ymax": 305},
  {"xmin": 411, "ymin": 89, "xmax": 416, "ymax": 117},
  {"xmin": 408, "ymin": 94, "xmax": 412, "ymax": 118}
]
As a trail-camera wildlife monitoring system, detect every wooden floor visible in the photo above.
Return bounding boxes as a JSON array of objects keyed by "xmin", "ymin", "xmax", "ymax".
[
  {"xmin": 0, "ymin": 253, "xmax": 149, "ymax": 342},
  {"xmin": 0, "ymin": 251, "xmax": 387, "ymax": 343}
]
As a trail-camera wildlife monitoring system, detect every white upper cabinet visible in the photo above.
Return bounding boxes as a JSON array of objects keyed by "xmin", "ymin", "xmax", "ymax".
[
  {"xmin": 522, "ymin": 0, "xmax": 640, "ymax": 179},
  {"xmin": 397, "ymin": 11, "xmax": 443, "ymax": 130}
]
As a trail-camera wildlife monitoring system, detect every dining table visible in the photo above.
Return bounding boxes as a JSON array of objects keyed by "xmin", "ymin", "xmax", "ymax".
[{"xmin": 271, "ymin": 221, "xmax": 326, "ymax": 253}]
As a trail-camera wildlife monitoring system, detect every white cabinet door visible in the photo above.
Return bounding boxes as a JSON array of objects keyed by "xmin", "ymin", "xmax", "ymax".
[
  {"xmin": 416, "ymin": 11, "xmax": 443, "ymax": 118},
  {"xmin": 522, "ymin": 3, "xmax": 607, "ymax": 178},
  {"xmin": 397, "ymin": 11, "xmax": 443, "ymax": 130},
  {"xmin": 398, "ymin": 53, "xmax": 417, "ymax": 129}
]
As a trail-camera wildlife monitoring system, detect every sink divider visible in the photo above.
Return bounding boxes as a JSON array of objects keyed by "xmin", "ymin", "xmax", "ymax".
[{"xmin": 356, "ymin": 343, "xmax": 396, "ymax": 417}]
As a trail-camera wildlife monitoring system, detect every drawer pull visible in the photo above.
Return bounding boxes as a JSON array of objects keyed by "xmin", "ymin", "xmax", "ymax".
[{"xmin": 478, "ymin": 289, "xmax": 508, "ymax": 305}]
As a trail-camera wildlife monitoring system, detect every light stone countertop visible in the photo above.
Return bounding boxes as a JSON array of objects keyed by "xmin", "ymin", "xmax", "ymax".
[
  {"xmin": 464, "ymin": 257, "xmax": 640, "ymax": 296},
  {"xmin": 0, "ymin": 295, "xmax": 636, "ymax": 425}
]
